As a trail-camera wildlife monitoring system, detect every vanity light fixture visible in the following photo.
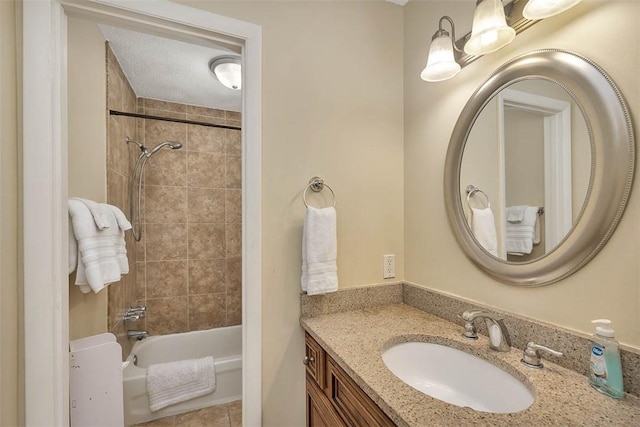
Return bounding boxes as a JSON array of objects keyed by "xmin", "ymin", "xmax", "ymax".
[
  {"xmin": 421, "ymin": 0, "xmax": 583, "ymax": 83},
  {"xmin": 209, "ymin": 55, "xmax": 242, "ymax": 90},
  {"xmin": 464, "ymin": 0, "xmax": 516, "ymax": 56},
  {"xmin": 522, "ymin": 0, "xmax": 583, "ymax": 19},
  {"xmin": 420, "ymin": 16, "xmax": 462, "ymax": 82}
]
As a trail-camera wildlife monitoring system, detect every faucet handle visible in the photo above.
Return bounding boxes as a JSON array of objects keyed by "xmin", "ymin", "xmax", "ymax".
[{"xmin": 521, "ymin": 341, "xmax": 563, "ymax": 369}]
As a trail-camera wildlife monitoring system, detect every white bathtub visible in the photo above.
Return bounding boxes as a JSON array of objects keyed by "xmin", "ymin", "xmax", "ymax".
[{"xmin": 123, "ymin": 325, "xmax": 242, "ymax": 426}]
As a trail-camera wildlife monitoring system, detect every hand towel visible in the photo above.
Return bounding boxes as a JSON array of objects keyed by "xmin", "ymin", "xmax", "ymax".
[
  {"xmin": 72, "ymin": 197, "xmax": 111, "ymax": 230},
  {"xmin": 146, "ymin": 356, "xmax": 216, "ymax": 412},
  {"xmin": 471, "ymin": 207, "xmax": 498, "ymax": 257},
  {"xmin": 68, "ymin": 199, "xmax": 131, "ymax": 293},
  {"xmin": 301, "ymin": 206, "xmax": 338, "ymax": 295},
  {"xmin": 506, "ymin": 206, "xmax": 539, "ymax": 255},
  {"xmin": 506, "ymin": 205, "xmax": 528, "ymax": 223}
]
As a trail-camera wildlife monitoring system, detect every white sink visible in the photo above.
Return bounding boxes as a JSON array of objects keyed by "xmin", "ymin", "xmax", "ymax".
[{"xmin": 382, "ymin": 342, "xmax": 534, "ymax": 414}]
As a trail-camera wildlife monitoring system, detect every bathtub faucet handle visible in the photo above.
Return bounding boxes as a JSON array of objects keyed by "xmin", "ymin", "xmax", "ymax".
[{"xmin": 125, "ymin": 306, "xmax": 146, "ymax": 318}]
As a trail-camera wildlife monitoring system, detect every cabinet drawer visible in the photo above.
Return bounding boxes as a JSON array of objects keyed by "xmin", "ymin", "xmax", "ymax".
[
  {"xmin": 305, "ymin": 333, "xmax": 326, "ymax": 388},
  {"xmin": 326, "ymin": 357, "xmax": 394, "ymax": 427}
]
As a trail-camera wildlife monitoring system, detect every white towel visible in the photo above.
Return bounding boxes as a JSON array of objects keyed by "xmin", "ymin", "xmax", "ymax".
[
  {"xmin": 506, "ymin": 205, "xmax": 527, "ymax": 223},
  {"xmin": 146, "ymin": 356, "xmax": 216, "ymax": 412},
  {"xmin": 72, "ymin": 197, "xmax": 111, "ymax": 230},
  {"xmin": 471, "ymin": 207, "xmax": 498, "ymax": 257},
  {"xmin": 68, "ymin": 199, "xmax": 132, "ymax": 293},
  {"xmin": 506, "ymin": 206, "xmax": 539, "ymax": 255},
  {"xmin": 301, "ymin": 206, "xmax": 338, "ymax": 295}
]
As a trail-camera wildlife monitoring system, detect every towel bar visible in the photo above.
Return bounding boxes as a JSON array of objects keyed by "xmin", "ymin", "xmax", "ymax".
[{"xmin": 303, "ymin": 177, "xmax": 336, "ymax": 208}]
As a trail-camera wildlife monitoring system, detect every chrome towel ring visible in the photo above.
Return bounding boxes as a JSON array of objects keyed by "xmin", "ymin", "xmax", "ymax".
[
  {"xmin": 303, "ymin": 176, "xmax": 336, "ymax": 208},
  {"xmin": 466, "ymin": 185, "xmax": 490, "ymax": 209}
]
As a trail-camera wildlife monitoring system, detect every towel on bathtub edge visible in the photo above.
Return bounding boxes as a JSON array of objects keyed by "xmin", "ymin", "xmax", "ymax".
[{"xmin": 146, "ymin": 356, "xmax": 216, "ymax": 412}]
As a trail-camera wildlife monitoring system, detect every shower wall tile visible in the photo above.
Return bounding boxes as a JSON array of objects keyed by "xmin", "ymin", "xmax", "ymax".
[
  {"xmin": 146, "ymin": 261, "xmax": 188, "ymax": 298},
  {"xmin": 145, "ymin": 185, "xmax": 187, "ymax": 223},
  {"xmin": 226, "ymin": 223, "xmax": 242, "ymax": 258},
  {"xmin": 225, "ymin": 155, "xmax": 242, "ymax": 189},
  {"xmin": 144, "ymin": 98, "xmax": 187, "ymax": 114},
  {"xmin": 145, "ymin": 223, "xmax": 188, "ymax": 261},
  {"xmin": 225, "ymin": 189, "xmax": 242, "ymax": 224},
  {"xmin": 186, "ymin": 105, "xmax": 225, "ymax": 118},
  {"xmin": 145, "ymin": 296, "xmax": 189, "ymax": 335},
  {"xmin": 187, "ymin": 124, "xmax": 226, "ymax": 153},
  {"xmin": 226, "ymin": 291, "xmax": 242, "ymax": 326},
  {"xmin": 107, "ymin": 168, "xmax": 125, "ymax": 212},
  {"xmin": 189, "ymin": 259, "xmax": 226, "ymax": 295},
  {"xmin": 226, "ymin": 258, "xmax": 242, "ymax": 294},
  {"xmin": 144, "ymin": 119, "xmax": 187, "ymax": 149},
  {"xmin": 188, "ymin": 223, "xmax": 226, "ymax": 259},
  {"xmin": 188, "ymin": 187, "xmax": 226, "ymax": 223},
  {"xmin": 187, "ymin": 152, "xmax": 225, "ymax": 188},
  {"xmin": 189, "ymin": 293, "xmax": 226, "ymax": 330},
  {"xmin": 136, "ymin": 96, "xmax": 243, "ymax": 334},
  {"xmin": 145, "ymin": 151, "xmax": 187, "ymax": 186}
]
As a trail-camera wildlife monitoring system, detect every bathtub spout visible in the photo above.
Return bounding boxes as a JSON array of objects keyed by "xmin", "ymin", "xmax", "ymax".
[{"xmin": 127, "ymin": 330, "xmax": 148, "ymax": 340}]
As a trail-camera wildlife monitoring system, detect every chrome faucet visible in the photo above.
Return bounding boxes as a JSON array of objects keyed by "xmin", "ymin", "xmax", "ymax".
[
  {"xmin": 462, "ymin": 309, "xmax": 512, "ymax": 352},
  {"xmin": 123, "ymin": 306, "xmax": 146, "ymax": 323},
  {"xmin": 127, "ymin": 330, "xmax": 148, "ymax": 340}
]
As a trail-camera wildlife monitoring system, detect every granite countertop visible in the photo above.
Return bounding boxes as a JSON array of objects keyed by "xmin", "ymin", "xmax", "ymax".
[{"xmin": 300, "ymin": 303, "xmax": 640, "ymax": 426}]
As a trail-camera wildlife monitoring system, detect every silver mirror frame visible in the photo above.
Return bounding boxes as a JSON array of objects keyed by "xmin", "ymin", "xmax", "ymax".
[{"xmin": 444, "ymin": 50, "xmax": 635, "ymax": 286}]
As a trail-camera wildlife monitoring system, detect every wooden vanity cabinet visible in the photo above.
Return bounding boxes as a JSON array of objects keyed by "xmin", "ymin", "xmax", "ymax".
[{"xmin": 304, "ymin": 333, "xmax": 395, "ymax": 427}]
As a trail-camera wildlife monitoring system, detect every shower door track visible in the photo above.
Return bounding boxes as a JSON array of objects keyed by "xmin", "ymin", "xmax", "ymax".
[{"xmin": 109, "ymin": 109, "xmax": 242, "ymax": 130}]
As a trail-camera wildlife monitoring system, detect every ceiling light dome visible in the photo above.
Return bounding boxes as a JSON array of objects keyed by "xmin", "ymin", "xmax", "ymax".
[{"xmin": 209, "ymin": 56, "xmax": 242, "ymax": 90}]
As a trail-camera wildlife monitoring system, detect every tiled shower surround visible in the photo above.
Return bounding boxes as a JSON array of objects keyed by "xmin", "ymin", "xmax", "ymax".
[{"xmin": 106, "ymin": 44, "xmax": 242, "ymax": 357}]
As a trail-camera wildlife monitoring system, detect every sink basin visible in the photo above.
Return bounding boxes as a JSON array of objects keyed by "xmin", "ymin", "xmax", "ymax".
[{"xmin": 382, "ymin": 342, "xmax": 534, "ymax": 414}]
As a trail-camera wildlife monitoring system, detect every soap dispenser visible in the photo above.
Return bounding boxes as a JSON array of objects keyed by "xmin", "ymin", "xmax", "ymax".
[{"xmin": 588, "ymin": 319, "xmax": 624, "ymax": 399}]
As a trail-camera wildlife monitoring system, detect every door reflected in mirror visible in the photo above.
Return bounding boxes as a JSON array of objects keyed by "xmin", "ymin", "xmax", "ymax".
[{"xmin": 461, "ymin": 79, "xmax": 591, "ymax": 262}]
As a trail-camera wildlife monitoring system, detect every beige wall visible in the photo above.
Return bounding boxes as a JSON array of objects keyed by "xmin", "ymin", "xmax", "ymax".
[
  {"xmin": 176, "ymin": 2, "xmax": 405, "ymax": 425},
  {"xmin": 405, "ymin": 1, "xmax": 640, "ymax": 346},
  {"xmin": 1, "ymin": 1, "xmax": 21, "ymax": 425},
  {"xmin": 67, "ymin": 16, "xmax": 109, "ymax": 340}
]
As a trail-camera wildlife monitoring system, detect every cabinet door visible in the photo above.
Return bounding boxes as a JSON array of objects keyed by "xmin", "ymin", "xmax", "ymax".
[
  {"xmin": 305, "ymin": 333, "xmax": 326, "ymax": 388},
  {"xmin": 326, "ymin": 358, "xmax": 394, "ymax": 427},
  {"xmin": 307, "ymin": 377, "xmax": 345, "ymax": 427}
]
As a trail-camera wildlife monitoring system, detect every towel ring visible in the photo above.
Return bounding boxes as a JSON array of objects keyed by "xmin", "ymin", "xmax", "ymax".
[
  {"xmin": 303, "ymin": 176, "xmax": 336, "ymax": 208},
  {"xmin": 466, "ymin": 185, "xmax": 490, "ymax": 209}
]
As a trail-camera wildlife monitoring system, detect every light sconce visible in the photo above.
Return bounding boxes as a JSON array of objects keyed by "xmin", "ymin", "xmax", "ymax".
[
  {"xmin": 523, "ymin": 0, "xmax": 583, "ymax": 19},
  {"xmin": 420, "ymin": 16, "xmax": 462, "ymax": 82},
  {"xmin": 464, "ymin": 0, "xmax": 515, "ymax": 56},
  {"xmin": 421, "ymin": 0, "xmax": 584, "ymax": 82},
  {"xmin": 209, "ymin": 55, "xmax": 242, "ymax": 90}
]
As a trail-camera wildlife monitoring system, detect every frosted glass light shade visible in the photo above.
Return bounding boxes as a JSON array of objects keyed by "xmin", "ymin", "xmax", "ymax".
[
  {"xmin": 209, "ymin": 56, "xmax": 242, "ymax": 90},
  {"xmin": 464, "ymin": 0, "xmax": 516, "ymax": 56},
  {"xmin": 523, "ymin": 0, "xmax": 583, "ymax": 19},
  {"xmin": 421, "ymin": 34, "xmax": 461, "ymax": 82}
]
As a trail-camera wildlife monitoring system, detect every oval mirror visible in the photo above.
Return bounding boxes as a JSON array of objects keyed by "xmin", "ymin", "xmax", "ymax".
[{"xmin": 444, "ymin": 50, "xmax": 634, "ymax": 286}]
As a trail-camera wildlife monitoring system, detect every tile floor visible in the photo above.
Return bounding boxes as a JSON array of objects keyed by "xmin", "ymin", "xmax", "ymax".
[{"xmin": 133, "ymin": 400, "xmax": 241, "ymax": 427}]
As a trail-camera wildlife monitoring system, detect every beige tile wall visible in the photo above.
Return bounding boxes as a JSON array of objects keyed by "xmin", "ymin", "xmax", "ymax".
[
  {"xmin": 135, "ymin": 98, "xmax": 242, "ymax": 335},
  {"xmin": 105, "ymin": 44, "xmax": 140, "ymax": 358}
]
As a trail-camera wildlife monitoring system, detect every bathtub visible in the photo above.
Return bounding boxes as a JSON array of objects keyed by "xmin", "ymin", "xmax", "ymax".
[{"xmin": 123, "ymin": 325, "xmax": 242, "ymax": 426}]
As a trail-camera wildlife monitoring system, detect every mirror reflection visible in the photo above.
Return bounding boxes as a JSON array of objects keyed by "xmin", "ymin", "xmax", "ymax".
[{"xmin": 461, "ymin": 79, "xmax": 591, "ymax": 262}]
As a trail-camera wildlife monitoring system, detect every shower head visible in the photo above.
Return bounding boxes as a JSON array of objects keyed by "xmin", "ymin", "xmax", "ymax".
[{"xmin": 146, "ymin": 141, "xmax": 183, "ymax": 157}]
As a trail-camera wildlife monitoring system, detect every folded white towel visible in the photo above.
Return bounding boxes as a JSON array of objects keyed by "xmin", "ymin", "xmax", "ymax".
[
  {"xmin": 68, "ymin": 199, "xmax": 132, "ymax": 293},
  {"xmin": 72, "ymin": 197, "xmax": 111, "ymax": 230},
  {"xmin": 146, "ymin": 356, "xmax": 216, "ymax": 412},
  {"xmin": 506, "ymin": 205, "xmax": 528, "ymax": 223},
  {"xmin": 301, "ymin": 206, "xmax": 338, "ymax": 295},
  {"xmin": 471, "ymin": 207, "xmax": 498, "ymax": 257},
  {"xmin": 506, "ymin": 206, "xmax": 539, "ymax": 255}
]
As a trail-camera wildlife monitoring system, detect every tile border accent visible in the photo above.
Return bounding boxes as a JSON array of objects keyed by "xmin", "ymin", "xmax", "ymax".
[{"xmin": 300, "ymin": 281, "xmax": 640, "ymax": 397}]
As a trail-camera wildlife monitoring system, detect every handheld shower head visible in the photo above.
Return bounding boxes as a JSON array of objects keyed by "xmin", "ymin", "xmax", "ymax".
[{"xmin": 146, "ymin": 141, "xmax": 183, "ymax": 157}]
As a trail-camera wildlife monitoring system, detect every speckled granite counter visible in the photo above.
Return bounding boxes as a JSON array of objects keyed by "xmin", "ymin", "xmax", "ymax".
[{"xmin": 301, "ymin": 304, "xmax": 640, "ymax": 426}]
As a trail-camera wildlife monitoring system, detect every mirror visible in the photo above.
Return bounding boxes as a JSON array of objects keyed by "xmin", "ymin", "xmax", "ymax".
[
  {"xmin": 444, "ymin": 50, "xmax": 634, "ymax": 286},
  {"xmin": 461, "ymin": 79, "xmax": 591, "ymax": 261}
]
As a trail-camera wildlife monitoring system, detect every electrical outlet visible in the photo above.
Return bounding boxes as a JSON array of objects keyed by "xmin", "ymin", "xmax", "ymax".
[{"xmin": 383, "ymin": 254, "xmax": 395, "ymax": 279}]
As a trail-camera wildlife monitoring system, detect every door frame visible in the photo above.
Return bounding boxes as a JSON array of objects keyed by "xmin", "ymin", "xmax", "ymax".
[{"xmin": 22, "ymin": 1, "xmax": 262, "ymax": 424}]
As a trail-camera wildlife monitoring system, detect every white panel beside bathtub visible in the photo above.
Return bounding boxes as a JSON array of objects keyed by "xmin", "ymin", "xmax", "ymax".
[{"xmin": 70, "ymin": 333, "xmax": 124, "ymax": 426}]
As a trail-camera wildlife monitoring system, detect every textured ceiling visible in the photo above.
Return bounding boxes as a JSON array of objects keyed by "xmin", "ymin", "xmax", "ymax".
[{"xmin": 99, "ymin": 25, "xmax": 242, "ymax": 112}]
